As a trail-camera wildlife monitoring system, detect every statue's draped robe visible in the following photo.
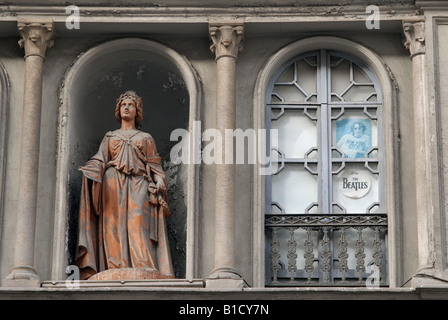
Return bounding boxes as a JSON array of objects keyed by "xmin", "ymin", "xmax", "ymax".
[{"xmin": 75, "ymin": 129, "xmax": 173, "ymax": 280}]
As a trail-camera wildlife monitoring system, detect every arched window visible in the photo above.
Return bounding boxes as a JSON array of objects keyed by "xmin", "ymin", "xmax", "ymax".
[{"xmin": 262, "ymin": 48, "xmax": 390, "ymax": 287}]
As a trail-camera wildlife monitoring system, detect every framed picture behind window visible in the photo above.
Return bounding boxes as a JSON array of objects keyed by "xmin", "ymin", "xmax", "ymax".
[{"xmin": 336, "ymin": 118, "xmax": 372, "ymax": 158}]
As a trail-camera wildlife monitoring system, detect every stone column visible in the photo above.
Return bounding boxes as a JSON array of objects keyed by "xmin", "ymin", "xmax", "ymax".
[
  {"xmin": 403, "ymin": 19, "xmax": 436, "ymax": 283},
  {"xmin": 206, "ymin": 24, "xmax": 244, "ymax": 288},
  {"xmin": 2, "ymin": 20, "xmax": 54, "ymax": 287}
]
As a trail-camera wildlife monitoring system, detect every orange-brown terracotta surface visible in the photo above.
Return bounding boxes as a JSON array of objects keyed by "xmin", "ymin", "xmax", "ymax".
[
  {"xmin": 88, "ymin": 267, "xmax": 174, "ymax": 281},
  {"xmin": 75, "ymin": 91, "xmax": 174, "ymax": 280}
]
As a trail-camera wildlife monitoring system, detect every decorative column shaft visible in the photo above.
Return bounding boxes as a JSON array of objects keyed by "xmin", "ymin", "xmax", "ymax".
[
  {"xmin": 403, "ymin": 19, "xmax": 436, "ymax": 279},
  {"xmin": 3, "ymin": 20, "xmax": 54, "ymax": 287},
  {"xmin": 206, "ymin": 24, "xmax": 244, "ymax": 287}
]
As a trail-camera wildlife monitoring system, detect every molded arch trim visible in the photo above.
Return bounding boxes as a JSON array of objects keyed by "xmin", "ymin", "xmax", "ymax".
[{"xmin": 0, "ymin": 62, "xmax": 10, "ymax": 252}]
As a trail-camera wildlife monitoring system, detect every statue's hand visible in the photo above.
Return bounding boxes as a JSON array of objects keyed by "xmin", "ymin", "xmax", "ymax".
[
  {"xmin": 156, "ymin": 179, "xmax": 167, "ymax": 194},
  {"xmin": 148, "ymin": 182, "xmax": 157, "ymax": 194},
  {"xmin": 147, "ymin": 182, "xmax": 158, "ymax": 205}
]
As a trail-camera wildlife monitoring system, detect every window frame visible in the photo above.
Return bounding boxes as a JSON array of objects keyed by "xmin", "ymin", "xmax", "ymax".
[
  {"xmin": 265, "ymin": 49, "xmax": 386, "ymax": 217},
  {"xmin": 252, "ymin": 37, "xmax": 401, "ymax": 288}
]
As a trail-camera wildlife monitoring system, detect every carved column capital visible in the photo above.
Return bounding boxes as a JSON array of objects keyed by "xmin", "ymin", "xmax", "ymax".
[
  {"xmin": 403, "ymin": 19, "xmax": 425, "ymax": 59},
  {"xmin": 209, "ymin": 24, "xmax": 244, "ymax": 61},
  {"xmin": 17, "ymin": 21, "xmax": 54, "ymax": 60}
]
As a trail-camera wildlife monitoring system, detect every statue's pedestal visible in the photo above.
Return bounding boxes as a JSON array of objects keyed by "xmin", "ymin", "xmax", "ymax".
[{"xmin": 88, "ymin": 268, "xmax": 174, "ymax": 281}]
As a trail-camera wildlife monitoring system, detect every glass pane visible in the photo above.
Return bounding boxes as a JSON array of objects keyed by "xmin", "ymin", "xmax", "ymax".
[
  {"xmin": 296, "ymin": 60, "xmax": 317, "ymax": 97},
  {"xmin": 273, "ymin": 84, "xmax": 306, "ymax": 102},
  {"xmin": 330, "ymin": 58, "xmax": 377, "ymax": 102},
  {"xmin": 332, "ymin": 163, "xmax": 379, "ymax": 214},
  {"xmin": 343, "ymin": 84, "xmax": 376, "ymax": 102},
  {"xmin": 353, "ymin": 64, "xmax": 371, "ymax": 84},
  {"xmin": 330, "ymin": 59, "xmax": 351, "ymax": 98},
  {"xmin": 272, "ymin": 164, "xmax": 318, "ymax": 214},
  {"xmin": 277, "ymin": 64, "xmax": 295, "ymax": 83},
  {"xmin": 271, "ymin": 93, "xmax": 283, "ymax": 103},
  {"xmin": 271, "ymin": 110, "xmax": 318, "ymax": 159},
  {"xmin": 272, "ymin": 58, "xmax": 318, "ymax": 103},
  {"xmin": 332, "ymin": 110, "xmax": 378, "ymax": 159}
]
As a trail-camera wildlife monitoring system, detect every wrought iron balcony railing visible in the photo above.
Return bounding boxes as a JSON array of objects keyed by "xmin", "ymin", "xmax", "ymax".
[{"xmin": 265, "ymin": 214, "xmax": 388, "ymax": 287}]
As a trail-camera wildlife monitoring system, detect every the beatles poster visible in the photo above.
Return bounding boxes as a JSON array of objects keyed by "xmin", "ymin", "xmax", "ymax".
[{"xmin": 336, "ymin": 118, "xmax": 372, "ymax": 158}]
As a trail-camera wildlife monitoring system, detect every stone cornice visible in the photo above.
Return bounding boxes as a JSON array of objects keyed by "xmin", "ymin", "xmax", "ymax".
[
  {"xmin": 17, "ymin": 20, "xmax": 54, "ymax": 59},
  {"xmin": 0, "ymin": 5, "xmax": 422, "ymax": 37},
  {"xmin": 0, "ymin": 0, "xmax": 416, "ymax": 4},
  {"xmin": 415, "ymin": 1, "xmax": 448, "ymax": 10},
  {"xmin": 0, "ymin": 4, "xmax": 419, "ymax": 20}
]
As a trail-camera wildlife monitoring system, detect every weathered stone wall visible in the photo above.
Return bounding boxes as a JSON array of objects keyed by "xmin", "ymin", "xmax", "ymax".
[
  {"xmin": 2, "ymin": 0, "xmax": 447, "ymax": 292},
  {"xmin": 0, "ymin": 30, "xmax": 415, "ymax": 285}
]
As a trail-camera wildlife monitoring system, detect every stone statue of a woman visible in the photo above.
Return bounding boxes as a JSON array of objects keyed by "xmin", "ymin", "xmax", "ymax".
[{"xmin": 75, "ymin": 90, "xmax": 174, "ymax": 280}]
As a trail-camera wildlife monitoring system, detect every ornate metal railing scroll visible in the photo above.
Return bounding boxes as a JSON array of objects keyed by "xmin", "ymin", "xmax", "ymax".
[{"xmin": 265, "ymin": 214, "xmax": 387, "ymax": 286}]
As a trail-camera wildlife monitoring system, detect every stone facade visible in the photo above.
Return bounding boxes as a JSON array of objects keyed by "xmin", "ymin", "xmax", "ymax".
[{"xmin": 0, "ymin": 0, "xmax": 448, "ymax": 299}]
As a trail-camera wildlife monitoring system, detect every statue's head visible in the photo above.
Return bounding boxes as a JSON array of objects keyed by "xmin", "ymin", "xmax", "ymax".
[{"xmin": 115, "ymin": 90, "xmax": 144, "ymax": 129}]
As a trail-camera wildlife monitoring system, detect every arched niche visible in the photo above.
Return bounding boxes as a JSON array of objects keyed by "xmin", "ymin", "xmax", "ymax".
[
  {"xmin": 252, "ymin": 36, "xmax": 400, "ymax": 288},
  {"xmin": 53, "ymin": 38, "xmax": 201, "ymax": 281}
]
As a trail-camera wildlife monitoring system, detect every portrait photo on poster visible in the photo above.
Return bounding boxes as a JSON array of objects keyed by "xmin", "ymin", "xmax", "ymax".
[{"xmin": 336, "ymin": 118, "xmax": 372, "ymax": 158}]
